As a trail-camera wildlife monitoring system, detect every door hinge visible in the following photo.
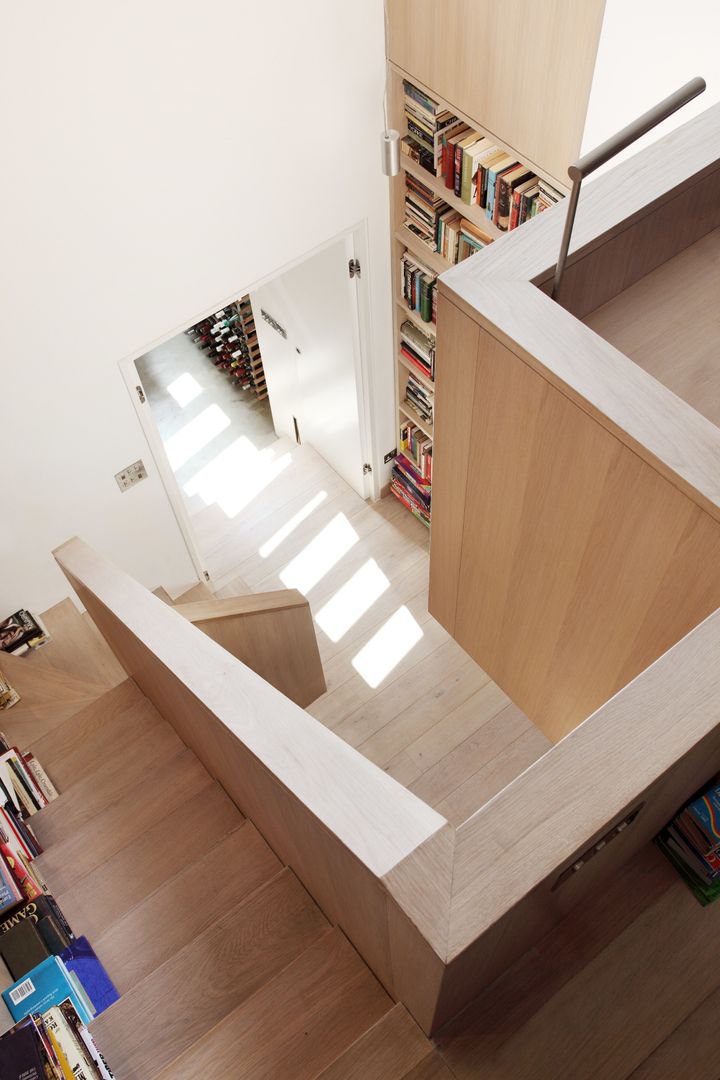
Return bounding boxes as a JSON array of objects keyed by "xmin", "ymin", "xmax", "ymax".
[
  {"xmin": 363, "ymin": 463, "xmax": 372, "ymax": 475},
  {"xmin": 203, "ymin": 570, "xmax": 211, "ymax": 582},
  {"xmin": 135, "ymin": 384, "xmax": 146, "ymax": 404},
  {"xmin": 348, "ymin": 258, "xmax": 361, "ymax": 280}
]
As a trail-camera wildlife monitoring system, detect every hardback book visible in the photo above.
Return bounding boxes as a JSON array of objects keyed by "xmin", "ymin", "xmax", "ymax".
[
  {"xmin": 0, "ymin": 1022, "xmax": 50, "ymax": 1080},
  {"xmin": 477, "ymin": 148, "xmax": 507, "ymax": 211},
  {"xmin": 454, "ymin": 130, "xmax": 481, "ymax": 198},
  {"xmin": 0, "ymin": 895, "xmax": 73, "ymax": 945},
  {"xmin": 0, "ymin": 805, "xmax": 42, "ymax": 860},
  {"xmin": 496, "ymin": 166, "xmax": 533, "ymax": 231},
  {"xmin": 3, "ymin": 956, "xmax": 94, "ymax": 1024},
  {"xmin": 0, "ymin": 845, "xmax": 43, "ymax": 902},
  {"xmin": 459, "ymin": 137, "xmax": 486, "ymax": 203},
  {"xmin": 60, "ymin": 938, "xmax": 119, "ymax": 1017},
  {"xmin": 510, "ymin": 176, "xmax": 540, "ymax": 231},
  {"xmin": 0, "ymin": 918, "xmax": 50, "ymax": 981},
  {"xmin": 485, "ymin": 153, "xmax": 517, "ymax": 221},
  {"xmin": 491, "ymin": 160, "xmax": 521, "ymax": 226},
  {"xmin": 21, "ymin": 755, "xmax": 58, "ymax": 803}
]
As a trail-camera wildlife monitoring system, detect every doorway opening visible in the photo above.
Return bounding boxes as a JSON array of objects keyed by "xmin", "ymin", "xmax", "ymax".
[{"xmin": 123, "ymin": 227, "xmax": 375, "ymax": 591}]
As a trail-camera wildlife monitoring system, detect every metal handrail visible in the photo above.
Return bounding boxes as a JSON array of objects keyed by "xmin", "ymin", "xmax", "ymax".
[{"xmin": 551, "ymin": 77, "xmax": 706, "ymax": 299}]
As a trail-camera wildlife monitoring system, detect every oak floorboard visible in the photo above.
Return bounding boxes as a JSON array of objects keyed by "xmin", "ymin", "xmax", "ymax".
[
  {"xmin": 30, "ymin": 719, "xmax": 185, "ymax": 847},
  {"xmin": 316, "ymin": 1003, "xmax": 433, "ymax": 1080},
  {"xmin": 35, "ymin": 749, "xmax": 212, "ymax": 893},
  {"xmin": 28, "ymin": 679, "xmax": 160, "ymax": 789},
  {"xmin": 93, "ymin": 821, "xmax": 281, "ymax": 992},
  {"xmin": 92, "ymin": 869, "xmax": 328, "ymax": 1080},
  {"xmin": 55, "ymin": 781, "xmax": 245, "ymax": 941},
  {"xmin": 153, "ymin": 928, "xmax": 392, "ymax": 1080}
]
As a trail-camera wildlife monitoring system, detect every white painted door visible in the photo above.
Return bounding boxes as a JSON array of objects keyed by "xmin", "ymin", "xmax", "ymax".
[{"xmin": 251, "ymin": 233, "xmax": 369, "ymax": 497}]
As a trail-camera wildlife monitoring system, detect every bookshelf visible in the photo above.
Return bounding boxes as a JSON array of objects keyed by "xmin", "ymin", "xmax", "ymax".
[{"xmin": 388, "ymin": 64, "xmax": 568, "ymax": 528}]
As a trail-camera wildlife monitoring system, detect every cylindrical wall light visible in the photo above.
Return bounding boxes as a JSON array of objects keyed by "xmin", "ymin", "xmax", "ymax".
[{"xmin": 381, "ymin": 129, "xmax": 400, "ymax": 177}]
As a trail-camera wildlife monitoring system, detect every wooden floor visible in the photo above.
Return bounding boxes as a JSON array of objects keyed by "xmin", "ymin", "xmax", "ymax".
[
  {"xmin": 584, "ymin": 226, "xmax": 720, "ymax": 427},
  {"xmin": 3, "ymin": 602, "xmax": 449, "ymax": 1080},
  {"xmin": 187, "ymin": 437, "xmax": 551, "ymax": 826}
]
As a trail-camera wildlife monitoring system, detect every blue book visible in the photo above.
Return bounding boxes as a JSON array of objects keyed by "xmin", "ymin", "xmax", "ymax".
[
  {"xmin": 2, "ymin": 955, "xmax": 93, "ymax": 1024},
  {"xmin": 61, "ymin": 936, "xmax": 119, "ymax": 1016}
]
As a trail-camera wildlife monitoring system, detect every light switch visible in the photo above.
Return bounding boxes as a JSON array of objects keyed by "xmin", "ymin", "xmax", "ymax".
[{"xmin": 115, "ymin": 460, "xmax": 148, "ymax": 492}]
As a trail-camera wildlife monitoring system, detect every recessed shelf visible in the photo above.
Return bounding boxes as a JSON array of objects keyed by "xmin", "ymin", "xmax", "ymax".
[
  {"xmin": 395, "ymin": 298, "xmax": 437, "ymax": 338},
  {"xmin": 394, "ymin": 227, "xmax": 450, "ymax": 276},
  {"xmin": 399, "ymin": 400, "xmax": 434, "ymax": 439},
  {"xmin": 401, "ymin": 156, "xmax": 502, "ymax": 242},
  {"xmin": 398, "ymin": 353, "xmax": 434, "ymax": 394}
]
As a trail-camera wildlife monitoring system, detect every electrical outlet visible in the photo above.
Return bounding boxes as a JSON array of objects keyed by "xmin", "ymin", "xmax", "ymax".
[
  {"xmin": 384, "ymin": 448, "xmax": 398, "ymax": 464},
  {"xmin": 115, "ymin": 460, "xmax": 148, "ymax": 492}
]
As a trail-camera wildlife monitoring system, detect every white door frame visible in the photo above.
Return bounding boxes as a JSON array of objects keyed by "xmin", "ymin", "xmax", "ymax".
[{"xmin": 117, "ymin": 221, "xmax": 379, "ymax": 583}]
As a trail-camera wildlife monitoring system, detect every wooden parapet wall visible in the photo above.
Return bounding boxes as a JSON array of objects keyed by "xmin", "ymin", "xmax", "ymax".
[
  {"xmin": 52, "ymin": 537, "xmax": 451, "ymax": 1031},
  {"xmin": 174, "ymin": 590, "xmax": 326, "ymax": 708},
  {"xmin": 431, "ymin": 104, "xmax": 720, "ymax": 742}
]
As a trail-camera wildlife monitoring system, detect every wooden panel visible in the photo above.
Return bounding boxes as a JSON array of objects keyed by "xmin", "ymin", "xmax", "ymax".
[
  {"xmin": 152, "ymin": 929, "xmax": 391, "ymax": 1080},
  {"xmin": 386, "ymin": 0, "xmax": 605, "ymax": 184},
  {"xmin": 427, "ymin": 294, "xmax": 479, "ymax": 632},
  {"xmin": 177, "ymin": 589, "xmax": 326, "ymax": 707},
  {"xmin": 92, "ymin": 870, "xmax": 328, "ymax": 1080},
  {"xmin": 446, "ymin": 323, "xmax": 720, "ymax": 740},
  {"xmin": 628, "ymin": 984, "xmax": 720, "ymax": 1080},
  {"xmin": 557, "ymin": 165, "xmax": 720, "ymax": 318},
  {"xmin": 584, "ymin": 227, "xmax": 720, "ymax": 427}
]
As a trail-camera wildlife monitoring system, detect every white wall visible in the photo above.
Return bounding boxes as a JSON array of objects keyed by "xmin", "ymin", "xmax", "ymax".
[
  {"xmin": 582, "ymin": 0, "xmax": 720, "ymax": 168},
  {"xmin": 0, "ymin": 0, "xmax": 393, "ymax": 615}
]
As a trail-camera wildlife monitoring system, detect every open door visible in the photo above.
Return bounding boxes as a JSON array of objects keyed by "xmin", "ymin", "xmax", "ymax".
[{"xmin": 250, "ymin": 232, "xmax": 370, "ymax": 498}]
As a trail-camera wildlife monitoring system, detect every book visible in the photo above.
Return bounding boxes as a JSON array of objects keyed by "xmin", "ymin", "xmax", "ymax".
[
  {"xmin": 0, "ymin": 845, "xmax": 43, "ymax": 902},
  {"xmin": 43, "ymin": 1003, "xmax": 103, "ymax": 1080},
  {"xmin": 0, "ymin": 896, "xmax": 72, "ymax": 944},
  {"xmin": 0, "ymin": 674, "xmax": 19, "ymax": 711},
  {"xmin": 21, "ymin": 755, "xmax": 58, "ymax": 804},
  {"xmin": 3, "ymin": 956, "xmax": 94, "ymax": 1024},
  {"xmin": 496, "ymin": 166, "xmax": 533, "ymax": 231},
  {"xmin": 60, "ymin": 938, "xmax": 119, "ymax": 1017},
  {"xmin": 0, "ymin": 612, "xmax": 50, "ymax": 656},
  {"xmin": 0, "ymin": 857, "xmax": 22, "ymax": 916},
  {"xmin": 0, "ymin": 919, "xmax": 50, "ymax": 981},
  {"xmin": 0, "ymin": 1021, "xmax": 50, "ymax": 1079}
]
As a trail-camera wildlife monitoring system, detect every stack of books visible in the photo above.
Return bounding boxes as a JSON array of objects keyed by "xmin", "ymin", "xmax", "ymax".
[
  {"xmin": 391, "ymin": 453, "xmax": 431, "ymax": 528},
  {"xmin": 404, "ymin": 174, "xmax": 452, "ymax": 253},
  {"xmin": 404, "ymin": 372, "xmax": 433, "ymax": 427},
  {"xmin": 0, "ymin": 613, "xmax": 50, "ymax": 657},
  {"xmin": 656, "ymin": 777, "xmax": 720, "ymax": 905},
  {"xmin": 0, "ymin": 734, "xmax": 118, "ymax": 1076},
  {"xmin": 402, "ymin": 80, "xmax": 466, "ymax": 179},
  {"xmin": 400, "ymin": 252, "xmax": 437, "ymax": 324},
  {"xmin": 401, "ymin": 78, "xmax": 564, "ymax": 234},
  {"xmin": 400, "ymin": 320, "xmax": 435, "ymax": 382},
  {"xmin": 400, "ymin": 421, "xmax": 432, "ymax": 482}
]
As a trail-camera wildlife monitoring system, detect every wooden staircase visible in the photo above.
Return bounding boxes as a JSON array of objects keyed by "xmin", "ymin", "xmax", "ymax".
[{"xmin": 0, "ymin": 599, "xmax": 453, "ymax": 1078}]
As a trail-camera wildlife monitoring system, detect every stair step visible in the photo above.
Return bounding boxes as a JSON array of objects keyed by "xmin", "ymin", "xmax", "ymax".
[
  {"xmin": 91, "ymin": 868, "xmax": 328, "ymax": 1080},
  {"xmin": 154, "ymin": 927, "xmax": 392, "ymax": 1080},
  {"xmin": 55, "ymin": 781, "xmax": 244, "ymax": 941},
  {"xmin": 152, "ymin": 586, "xmax": 173, "ymax": 605},
  {"xmin": 31, "ymin": 717, "xmax": 185, "ymax": 847},
  {"xmin": 173, "ymin": 581, "xmax": 214, "ymax": 604},
  {"xmin": 29, "ymin": 679, "xmax": 156, "ymax": 785},
  {"xmin": 39, "ymin": 599, "xmax": 124, "ymax": 688},
  {"xmin": 93, "ymin": 821, "xmax": 280, "ymax": 992},
  {"xmin": 35, "ymin": 748, "xmax": 212, "ymax": 893},
  {"xmin": 401, "ymin": 1058, "xmax": 455, "ymax": 1080},
  {"xmin": 316, "ymin": 1003, "xmax": 433, "ymax": 1080}
]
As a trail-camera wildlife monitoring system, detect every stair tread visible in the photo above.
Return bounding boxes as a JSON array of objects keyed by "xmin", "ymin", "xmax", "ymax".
[
  {"xmin": 92, "ymin": 868, "xmax": 328, "ymax": 1080},
  {"xmin": 93, "ymin": 821, "xmax": 281, "ymax": 992},
  {"xmin": 401, "ymin": 1057, "xmax": 456, "ymax": 1080},
  {"xmin": 28, "ymin": 679, "xmax": 156, "ymax": 784},
  {"xmin": 55, "ymin": 781, "xmax": 245, "ymax": 941},
  {"xmin": 0, "ymin": 662, "xmax": 112, "ymax": 746},
  {"xmin": 316, "ymin": 1003, "xmax": 433, "ymax": 1080},
  {"xmin": 35, "ymin": 748, "xmax": 212, "ymax": 893},
  {"xmin": 31, "ymin": 717, "xmax": 185, "ymax": 847},
  {"xmin": 173, "ymin": 582, "xmax": 214, "ymax": 604},
  {"xmin": 152, "ymin": 587, "xmax": 173, "ymax": 605},
  {"xmin": 154, "ymin": 927, "xmax": 392, "ymax": 1080}
]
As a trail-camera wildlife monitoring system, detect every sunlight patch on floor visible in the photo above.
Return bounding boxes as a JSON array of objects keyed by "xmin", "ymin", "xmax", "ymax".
[
  {"xmin": 315, "ymin": 559, "xmax": 390, "ymax": 643},
  {"xmin": 165, "ymin": 404, "xmax": 230, "ymax": 470},
  {"xmin": 279, "ymin": 513, "xmax": 358, "ymax": 594},
  {"xmin": 183, "ymin": 435, "xmax": 291, "ymax": 518},
  {"xmin": 258, "ymin": 490, "xmax": 328, "ymax": 558},
  {"xmin": 166, "ymin": 372, "xmax": 203, "ymax": 408},
  {"xmin": 351, "ymin": 606, "xmax": 424, "ymax": 688}
]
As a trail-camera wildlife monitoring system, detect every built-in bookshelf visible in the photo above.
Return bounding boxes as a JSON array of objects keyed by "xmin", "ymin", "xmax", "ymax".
[{"xmin": 388, "ymin": 65, "xmax": 568, "ymax": 527}]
